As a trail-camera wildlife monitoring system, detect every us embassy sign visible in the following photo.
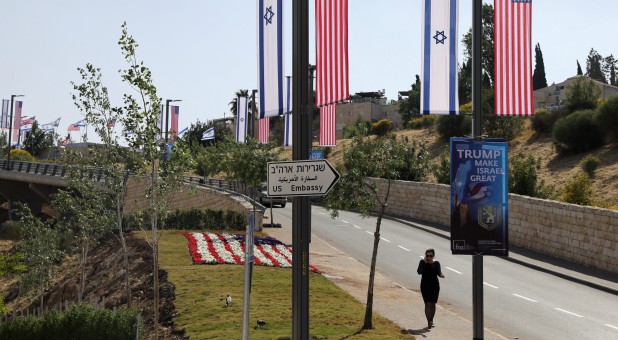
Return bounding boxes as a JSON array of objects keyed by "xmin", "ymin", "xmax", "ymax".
[{"xmin": 450, "ymin": 138, "xmax": 508, "ymax": 256}]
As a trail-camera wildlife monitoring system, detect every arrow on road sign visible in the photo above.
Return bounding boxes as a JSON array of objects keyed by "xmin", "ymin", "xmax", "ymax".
[{"xmin": 267, "ymin": 159, "xmax": 340, "ymax": 196}]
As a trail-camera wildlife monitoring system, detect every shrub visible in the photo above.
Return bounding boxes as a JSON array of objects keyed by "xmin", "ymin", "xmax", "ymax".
[
  {"xmin": 371, "ymin": 119, "xmax": 394, "ymax": 137},
  {"xmin": 595, "ymin": 95, "xmax": 618, "ymax": 141},
  {"xmin": 432, "ymin": 147, "xmax": 450, "ymax": 184},
  {"xmin": 579, "ymin": 154, "xmax": 600, "ymax": 177},
  {"xmin": 0, "ymin": 221, "xmax": 22, "ymax": 241},
  {"xmin": 509, "ymin": 153, "xmax": 554, "ymax": 199},
  {"xmin": 125, "ymin": 208, "xmax": 247, "ymax": 231},
  {"xmin": 8, "ymin": 149, "xmax": 35, "ymax": 162},
  {"xmin": 436, "ymin": 115, "xmax": 471, "ymax": 141},
  {"xmin": 566, "ymin": 76, "xmax": 601, "ymax": 112},
  {"xmin": 407, "ymin": 115, "xmax": 437, "ymax": 129},
  {"xmin": 531, "ymin": 109, "xmax": 567, "ymax": 133},
  {"xmin": 561, "ymin": 173, "xmax": 593, "ymax": 206},
  {"xmin": 553, "ymin": 110, "xmax": 604, "ymax": 154},
  {"xmin": 342, "ymin": 120, "xmax": 370, "ymax": 139},
  {"xmin": 483, "ymin": 114, "xmax": 524, "ymax": 140}
]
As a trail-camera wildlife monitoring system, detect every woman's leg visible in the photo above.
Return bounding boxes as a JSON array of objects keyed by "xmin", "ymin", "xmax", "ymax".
[
  {"xmin": 424, "ymin": 302, "xmax": 431, "ymax": 326},
  {"xmin": 429, "ymin": 303, "xmax": 436, "ymax": 324}
]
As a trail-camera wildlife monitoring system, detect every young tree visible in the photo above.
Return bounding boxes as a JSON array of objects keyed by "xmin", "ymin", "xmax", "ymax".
[
  {"xmin": 322, "ymin": 135, "xmax": 429, "ymax": 330},
  {"xmin": 532, "ymin": 43, "xmax": 548, "ymax": 90},
  {"xmin": 398, "ymin": 75, "xmax": 421, "ymax": 122},
  {"xmin": 577, "ymin": 60, "xmax": 583, "ymax": 76},
  {"xmin": 604, "ymin": 55, "xmax": 617, "ymax": 86},
  {"xmin": 461, "ymin": 3, "xmax": 495, "ymax": 87},
  {"xmin": 586, "ymin": 48, "xmax": 606, "ymax": 83},
  {"xmin": 22, "ymin": 121, "xmax": 55, "ymax": 157},
  {"xmin": 566, "ymin": 76, "xmax": 601, "ymax": 112}
]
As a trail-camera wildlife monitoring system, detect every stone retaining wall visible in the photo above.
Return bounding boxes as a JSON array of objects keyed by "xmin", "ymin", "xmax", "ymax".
[
  {"xmin": 124, "ymin": 177, "xmax": 263, "ymax": 231},
  {"xmin": 372, "ymin": 178, "xmax": 617, "ymax": 274}
]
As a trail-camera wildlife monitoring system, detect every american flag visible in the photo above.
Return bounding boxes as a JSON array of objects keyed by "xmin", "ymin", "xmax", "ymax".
[
  {"xmin": 258, "ymin": 118, "xmax": 270, "ymax": 143},
  {"xmin": 107, "ymin": 118, "xmax": 116, "ymax": 128},
  {"xmin": 21, "ymin": 116, "xmax": 36, "ymax": 125},
  {"xmin": 13, "ymin": 101, "xmax": 23, "ymax": 143},
  {"xmin": 315, "ymin": 0, "xmax": 349, "ymax": 107},
  {"xmin": 170, "ymin": 105, "xmax": 180, "ymax": 138},
  {"xmin": 319, "ymin": 104, "xmax": 336, "ymax": 146},
  {"xmin": 494, "ymin": 0, "xmax": 533, "ymax": 116}
]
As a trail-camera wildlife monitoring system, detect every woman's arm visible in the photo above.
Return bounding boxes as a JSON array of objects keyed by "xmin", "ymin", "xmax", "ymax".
[
  {"xmin": 417, "ymin": 260, "xmax": 425, "ymax": 275},
  {"xmin": 437, "ymin": 262, "xmax": 445, "ymax": 278}
]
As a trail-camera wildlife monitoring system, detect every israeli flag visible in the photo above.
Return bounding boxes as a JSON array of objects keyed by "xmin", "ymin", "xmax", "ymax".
[
  {"xmin": 236, "ymin": 96, "xmax": 248, "ymax": 143},
  {"xmin": 421, "ymin": 0, "xmax": 459, "ymax": 115},
  {"xmin": 178, "ymin": 127, "xmax": 188, "ymax": 138},
  {"xmin": 201, "ymin": 127, "xmax": 215, "ymax": 141},
  {"xmin": 258, "ymin": 0, "xmax": 284, "ymax": 118}
]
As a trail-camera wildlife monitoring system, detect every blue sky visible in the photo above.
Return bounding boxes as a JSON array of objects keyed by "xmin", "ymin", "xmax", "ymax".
[{"xmin": 1, "ymin": 0, "xmax": 616, "ymax": 143}]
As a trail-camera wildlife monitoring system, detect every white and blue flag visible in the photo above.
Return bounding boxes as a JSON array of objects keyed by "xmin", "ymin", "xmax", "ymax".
[
  {"xmin": 201, "ymin": 127, "xmax": 215, "ymax": 141},
  {"xmin": 258, "ymin": 0, "xmax": 285, "ymax": 118},
  {"xmin": 421, "ymin": 0, "xmax": 459, "ymax": 115},
  {"xmin": 178, "ymin": 127, "xmax": 188, "ymax": 138},
  {"xmin": 283, "ymin": 76, "xmax": 292, "ymax": 146},
  {"xmin": 236, "ymin": 96, "xmax": 248, "ymax": 143}
]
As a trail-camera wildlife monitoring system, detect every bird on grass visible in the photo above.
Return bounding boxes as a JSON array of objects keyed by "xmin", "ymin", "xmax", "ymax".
[
  {"xmin": 256, "ymin": 319, "xmax": 267, "ymax": 329},
  {"xmin": 226, "ymin": 295, "xmax": 232, "ymax": 306}
]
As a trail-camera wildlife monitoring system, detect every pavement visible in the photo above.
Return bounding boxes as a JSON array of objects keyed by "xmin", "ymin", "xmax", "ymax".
[{"xmin": 263, "ymin": 209, "xmax": 618, "ymax": 340}]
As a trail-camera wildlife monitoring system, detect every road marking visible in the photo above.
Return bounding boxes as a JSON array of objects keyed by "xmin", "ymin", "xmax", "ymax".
[
  {"xmin": 352, "ymin": 225, "xmax": 361, "ymax": 229},
  {"xmin": 319, "ymin": 212, "xmax": 328, "ymax": 216},
  {"xmin": 605, "ymin": 324, "xmax": 618, "ymax": 330},
  {"xmin": 398, "ymin": 245, "xmax": 410, "ymax": 251},
  {"xmin": 446, "ymin": 267, "xmax": 462, "ymax": 275},
  {"xmin": 512, "ymin": 294, "xmax": 538, "ymax": 303},
  {"xmin": 366, "ymin": 231, "xmax": 373, "ymax": 236},
  {"xmin": 483, "ymin": 282, "xmax": 499, "ymax": 289},
  {"xmin": 381, "ymin": 237, "xmax": 391, "ymax": 243},
  {"xmin": 554, "ymin": 308, "xmax": 583, "ymax": 318},
  {"xmin": 419, "ymin": 256, "xmax": 425, "ymax": 259},
  {"xmin": 341, "ymin": 220, "xmax": 349, "ymax": 224}
]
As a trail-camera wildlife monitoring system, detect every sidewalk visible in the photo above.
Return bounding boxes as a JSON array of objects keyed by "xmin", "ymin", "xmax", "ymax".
[{"xmin": 264, "ymin": 213, "xmax": 509, "ymax": 339}]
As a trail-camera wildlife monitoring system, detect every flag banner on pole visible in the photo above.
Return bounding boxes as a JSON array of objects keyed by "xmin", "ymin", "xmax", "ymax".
[
  {"xmin": 201, "ymin": 127, "xmax": 215, "ymax": 141},
  {"xmin": 495, "ymin": 0, "xmax": 533, "ymax": 116},
  {"xmin": 315, "ymin": 0, "xmax": 349, "ymax": 108},
  {"xmin": 258, "ymin": 117, "xmax": 270, "ymax": 143},
  {"xmin": 67, "ymin": 124, "xmax": 80, "ymax": 132},
  {"xmin": 13, "ymin": 101, "xmax": 23, "ymax": 143},
  {"xmin": 178, "ymin": 127, "xmax": 188, "ymax": 138},
  {"xmin": 171, "ymin": 105, "xmax": 180, "ymax": 138},
  {"xmin": 20, "ymin": 124, "xmax": 32, "ymax": 131},
  {"xmin": 1, "ymin": 100, "xmax": 9, "ymax": 128},
  {"xmin": 319, "ymin": 104, "xmax": 336, "ymax": 146},
  {"xmin": 258, "ymin": 0, "xmax": 285, "ymax": 118},
  {"xmin": 74, "ymin": 119, "xmax": 86, "ymax": 127},
  {"xmin": 284, "ymin": 112, "xmax": 292, "ymax": 146},
  {"xmin": 236, "ymin": 96, "xmax": 248, "ymax": 143},
  {"xmin": 21, "ymin": 116, "xmax": 36, "ymax": 126},
  {"xmin": 421, "ymin": 0, "xmax": 459, "ymax": 115}
]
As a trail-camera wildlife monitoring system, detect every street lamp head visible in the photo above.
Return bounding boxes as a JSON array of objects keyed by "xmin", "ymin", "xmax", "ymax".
[
  {"xmin": 11, "ymin": 94, "xmax": 24, "ymax": 98},
  {"xmin": 166, "ymin": 99, "xmax": 182, "ymax": 103}
]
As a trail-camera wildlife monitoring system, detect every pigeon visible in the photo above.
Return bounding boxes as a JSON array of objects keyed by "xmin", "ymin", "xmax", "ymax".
[
  {"xmin": 226, "ymin": 294, "xmax": 232, "ymax": 306},
  {"xmin": 256, "ymin": 319, "xmax": 267, "ymax": 329}
]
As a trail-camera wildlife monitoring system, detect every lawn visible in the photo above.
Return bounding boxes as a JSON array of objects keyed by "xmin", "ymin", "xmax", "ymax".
[{"xmin": 158, "ymin": 230, "xmax": 414, "ymax": 339}]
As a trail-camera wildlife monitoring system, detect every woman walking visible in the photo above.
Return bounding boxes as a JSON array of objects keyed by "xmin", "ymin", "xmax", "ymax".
[{"xmin": 417, "ymin": 248, "xmax": 445, "ymax": 328}]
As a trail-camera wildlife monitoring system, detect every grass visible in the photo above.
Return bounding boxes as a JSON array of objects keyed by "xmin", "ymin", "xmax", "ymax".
[{"xmin": 158, "ymin": 230, "xmax": 414, "ymax": 339}]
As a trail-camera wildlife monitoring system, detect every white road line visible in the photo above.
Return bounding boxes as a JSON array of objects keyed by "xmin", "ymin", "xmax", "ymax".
[
  {"xmin": 483, "ymin": 282, "xmax": 499, "ymax": 289},
  {"xmin": 446, "ymin": 267, "xmax": 462, "ymax": 275},
  {"xmin": 381, "ymin": 237, "xmax": 391, "ymax": 243},
  {"xmin": 319, "ymin": 212, "xmax": 328, "ymax": 216},
  {"xmin": 352, "ymin": 225, "xmax": 361, "ymax": 229},
  {"xmin": 554, "ymin": 308, "xmax": 584, "ymax": 318},
  {"xmin": 365, "ymin": 231, "xmax": 373, "ymax": 236},
  {"xmin": 512, "ymin": 294, "xmax": 538, "ymax": 303},
  {"xmin": 419, "ymin": 256, "xmax": 425, "ymax": 259},
  {"xmin": 398, "ymin": 245, "xmax": 411, "ymax": 251},
  {"xmin": 341, "ymin": 220, "xmax": 349, "ymax": 224},
  {"xmin": 605, "ymin": 324, "xmax": 618, "ymax": 330}
]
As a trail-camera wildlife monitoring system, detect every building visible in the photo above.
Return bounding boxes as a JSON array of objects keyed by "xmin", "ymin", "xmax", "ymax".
[
  {"xmin": 332, "ymin": 91, "xmax": 404, "ymax": 139},
  {"xmin": 534, "ymin": 75, "xmax": 618, "ymax": 110}
]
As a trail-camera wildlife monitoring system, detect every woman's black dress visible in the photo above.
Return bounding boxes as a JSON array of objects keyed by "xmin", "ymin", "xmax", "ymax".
[{"xmin": 417, "ymin": 260, "xmax": 442, "ymax": 303}]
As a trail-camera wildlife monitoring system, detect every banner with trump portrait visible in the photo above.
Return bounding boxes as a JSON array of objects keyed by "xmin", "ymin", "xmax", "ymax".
[{"xmin": 450, "ymin": 138, "xmax": 508, "ymax": 256}]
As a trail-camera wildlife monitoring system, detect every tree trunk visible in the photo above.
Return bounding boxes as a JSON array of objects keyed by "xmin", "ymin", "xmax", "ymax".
[
  {"xmin": 78, "ymin": 244, "xmax": 89, "ymax": 303},
  {"xmin": 150, "ymin": 168, "xmax": 159, "ymax": 340},
  {"xmin": 117, "ymin": 195, "xmax": 131, "ymax": 308},
  {"xmin": 362, "ymin": 203, "xmax": 386, "ymax": 330}
]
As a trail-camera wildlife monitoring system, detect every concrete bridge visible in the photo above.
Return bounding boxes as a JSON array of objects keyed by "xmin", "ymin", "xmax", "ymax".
[{"xmin": 0, "ymin": 160, "xmax": 264, "ymax": 228}]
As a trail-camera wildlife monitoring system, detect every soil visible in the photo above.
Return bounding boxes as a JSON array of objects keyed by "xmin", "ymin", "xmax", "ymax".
[{"xmin": 1, "ymin": 234, "xmax": 187, "ymax": 339}]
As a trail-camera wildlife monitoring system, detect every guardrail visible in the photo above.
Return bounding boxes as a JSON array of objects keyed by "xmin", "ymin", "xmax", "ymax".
[
  {"xmin": 0, "ymin": 159, "xmax": 106, "ymax": 182},
  {"xmin": 181, "ymin": 176, "xmax": 266, "ymax": 212}
]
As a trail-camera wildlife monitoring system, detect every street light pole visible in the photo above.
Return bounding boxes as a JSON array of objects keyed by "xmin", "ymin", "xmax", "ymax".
[
  {"xmin": 165, "ymin": 99, "xmax": 181, "ymax": 143},
  {"xmin": 5, "ymin": 94, "xmax": 24, "ymax": 169},
  {"xmin": 251, "ymin": 89, "xmax": 257, "ymax": 139}
]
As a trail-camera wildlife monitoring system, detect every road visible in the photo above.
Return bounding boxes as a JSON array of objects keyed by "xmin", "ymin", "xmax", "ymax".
[{"xmin": 274, "ymin": 204, "xmax": 618, "ymax": 340}]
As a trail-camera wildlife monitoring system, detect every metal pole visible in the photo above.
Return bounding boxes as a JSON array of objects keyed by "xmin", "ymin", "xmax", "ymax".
[
  {"xmin": 251, "ymin": 89, "xmax": 257, "ymax": 138},
  {"xmin": 165, "ymin": 99, "xmax": 171, "ymax": 143},
  {"xmin": 241, "ymin": 213, "xmax": 255, "ymax": 339},
  {"xmin": 292, "ymin": 0, "xmax": 310, "ymax": 338},
  {"xmin": 472, "ymin": 0, "xmax": 484, "ymax": 339}
]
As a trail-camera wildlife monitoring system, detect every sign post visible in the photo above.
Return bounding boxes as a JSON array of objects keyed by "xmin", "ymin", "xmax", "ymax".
[{"xmin": 267, "ymin": 160, "xmax": 340, "ymax": 197}]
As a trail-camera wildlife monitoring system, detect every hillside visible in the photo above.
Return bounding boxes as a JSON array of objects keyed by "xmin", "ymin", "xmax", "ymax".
[{"xmin": 281, "ymin": 121, "xmax": 618, "ymax": 207}]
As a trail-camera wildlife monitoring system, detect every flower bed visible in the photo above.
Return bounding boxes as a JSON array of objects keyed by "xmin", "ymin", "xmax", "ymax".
[{"xmin": 183, "ymin": 232, "xmax": 319, "ymax": 272}]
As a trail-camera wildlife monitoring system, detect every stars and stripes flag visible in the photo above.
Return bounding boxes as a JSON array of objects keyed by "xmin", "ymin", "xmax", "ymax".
[
  {"xmin": 67, "ymin": 124, "xmax": 80, "ymax": 131},
  {"xmin": 170, "ymin": 105, "xmax": 180, "ymax": 139},
  {"xmin": 258, "ymin": 0, "xmax": 285, "ymax": 118},
  {"xmin": 1, "ymin": 100, "xmax": 9, "ymax": 129},
  {"xmin": 421, "ymin": 0, "xmax": 459, "ymax": 115},
  {"xmin": 258, "ymin": 118, "xmax": 270, "ymax": 143},
  {"xmin": 201, "ymin": 127, "xmax": 215, "ymax": 141},
  {"xmin": 283, "ymin": 76, "xmax": 293, "ymax": 146},
  {"xmin": 21, "ymin": 116, "xmax": 36, "ymax": 125},
  {"xmin": 315, "ymin": 0, "xmax": 349, "ymax": 108},
  {"xmin": 319, "ymin": 104, "xmax": 336, "ymax": 146},
  {"xmin": 107, "ymin": 118, "xmax": 116, "ymax": 128},
  {"xmin": 236, "ymin": 96, "xmax": 249, "ymax": 143},
  {"xmin": 12, "ymin": 101, "xmax": 23, "ymax": 143},
  {"xmin": 494, "ymin": 0, "xmax": 533, "ymax": 116}
]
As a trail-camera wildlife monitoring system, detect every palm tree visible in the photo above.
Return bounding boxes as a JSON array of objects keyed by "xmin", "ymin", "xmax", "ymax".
[{"xmin": 229, "ymin": 89, "xmax": 249, "ymax": 116}]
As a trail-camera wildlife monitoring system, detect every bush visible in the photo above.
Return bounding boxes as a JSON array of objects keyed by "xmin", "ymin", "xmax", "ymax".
[
  {"xmin": 553, "ymin": 110, "xmax": 604, "ymax": 154},
  {"xmin": 595, "ymin": 95, "xmax": 618, "ymax": 141},
  {"xmin": 370, "ymin": 119, "xmax": 394, "ymax": 137},
  {"xmin": 342, "ymin": 120, "xmax": 370, "ymax": 139},
  {"xmin": 432, "ymin": 147, "xmax": 450, "ymax": 184},
  {"xmin": 124, "ymin": 208, "xmax": 247, "ymax": 231},
  {"xmin": 407, "ymin": 115, "xmax": 437, "ymax": 129},
  {"xmin": 483, "ymin": 114, "xmax": 524, "ymax": 140},
  {"xmin": 436, "ymin": 115, "xmax": 471, "ymax": 141},
  {"xmin": 531, "ymin": 109, "xmax": 567, "ymax": 133},
  {"xmin": 566, "ymin": 76, "xmax": 601, "ymax": 112},
  {"xmin": 579, "ymin": 154, "xmax": 600, "ymax": 177},
  {"xmin": 8, "ymin": 149, "xmax": 35, "ymax": 162},
  {"xmin": 509, "ymin": 153, "xmax": 554, "ymax": 199},
  {"xmin": 0, "ymin": 221, "xmax": 22, "ymax": 241},
  {"xmin": 561, "ymin": 173, "xmax": 593, "ymax": 206},
  {"xmin": 0, "ymin": 304, "xmax": 141, "ymax": 340}
]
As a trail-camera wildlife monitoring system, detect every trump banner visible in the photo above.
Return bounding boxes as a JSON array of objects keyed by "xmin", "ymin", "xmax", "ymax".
[{"xmin": 450, "ymin": 138, "xmax": 508, "ymax": 256}]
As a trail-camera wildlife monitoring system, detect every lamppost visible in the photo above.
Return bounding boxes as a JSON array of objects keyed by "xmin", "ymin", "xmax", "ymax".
[
  {"xmin": 251, "ymin": 89, "xmax": 257, "ymax": 138},
  {"xmin": 5, "ymin": 94, "xmax": 24, "ymax": 169},
  {"xmin": 165, "ymin": 99, "xmax": 182, "ymax": 143}
]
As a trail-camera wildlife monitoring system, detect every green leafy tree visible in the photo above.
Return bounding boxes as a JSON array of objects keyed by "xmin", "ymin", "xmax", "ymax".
[
  {"xmin": 461, "ymin": 3, "xmax": 495, "ymax": 87},
  {"xmin": 577, "ymin": 60, "xmax": 583, "ymax": 76},
  {"xmin": 398, "ymin": 75, "xmax": 421, "ymax": 122},
  {"xmin": 586, "ymin": 48, "xmax": 606, "ymax": 83},
  {"xmin": 0, "ymin": 131, "xmax": 8, "ymax": 155},
  {"xmin": 561, "ymin": 173, "xmax": 593, "ymax": 206},
  {"xmin": 533, "ymin": 43, "xmax": 548, "ymax": 90},
  {"xmin": 342, "ymin": 119, "xmax": 370, "ymax": 139},
  {"xmin": 595, "ymin": 95, "xmax": 618, "ymax": 141},
  {"xmin": 371, "ymin": 119, "xmax": 394, "ymax": 137},
  {"xmin": 22, "ymin": 121, "xmax": 55, "ymax": 157},
  {"xmin": 433, "ymin": 147, "xmax": 451, "ymax": 185},
  {"xmin": 323, "ymin": 135, "xmax": 429, "ymax": 330},
  {"xmin": 604, "ymin": 54, "xmax": 617, "ymax": 86},
  {"xmin": 509, "ymin": 153, "xmax": 554, "ymax": 199},
  {"xmin": 458, "ymin": 59, "xmax": 472, "ymax": 104},
  {"xmin": 566, "ymin": 76, "xmax": 601, "ymax": 112},
  {"xmin": 0, "ymin": 253, "xmax": 25, "ymax": 315}
]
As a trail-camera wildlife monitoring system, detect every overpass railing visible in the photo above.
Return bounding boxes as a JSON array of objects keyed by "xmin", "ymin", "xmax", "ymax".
[{"xmin": 0, "ymin": 160, "xmax": 107, "ymax": 182}]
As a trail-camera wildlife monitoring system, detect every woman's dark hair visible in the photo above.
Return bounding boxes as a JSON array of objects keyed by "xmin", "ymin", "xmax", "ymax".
[{"xmin": 425, "ymin": 248, "xmax": 435, "ymax": 256}]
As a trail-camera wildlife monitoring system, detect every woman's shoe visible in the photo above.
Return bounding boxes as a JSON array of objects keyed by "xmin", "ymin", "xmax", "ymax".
[{"xmin": 429, "ymin": 321, "xmax": 434, "ymax": 328}]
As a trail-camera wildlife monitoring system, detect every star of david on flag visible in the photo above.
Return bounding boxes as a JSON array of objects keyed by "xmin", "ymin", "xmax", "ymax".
[{"xmin": 201, "ymin": 127, "xmax": 215, "ymax": 141}]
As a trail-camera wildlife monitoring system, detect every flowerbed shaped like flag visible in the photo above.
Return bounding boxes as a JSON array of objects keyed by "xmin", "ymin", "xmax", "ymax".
[{"xmin": 183, "ymin": 232, "xmax": 319, "ymax": 273}]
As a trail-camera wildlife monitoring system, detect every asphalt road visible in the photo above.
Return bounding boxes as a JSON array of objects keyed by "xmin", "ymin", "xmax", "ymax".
[{"xmin": 275, "ymin": 203, "xmax": 618, "ymax": 340}]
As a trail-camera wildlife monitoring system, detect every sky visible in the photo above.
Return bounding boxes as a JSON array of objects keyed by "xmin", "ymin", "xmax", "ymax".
[{"xmin": 1, "ymin": 0, "xmax": 617, "ymax": 144}]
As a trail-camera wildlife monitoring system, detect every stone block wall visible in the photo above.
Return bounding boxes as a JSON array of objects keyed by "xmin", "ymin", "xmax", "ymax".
[
  {"xmin": 371, "ymin": 178, "xmax": 617, "ymax": 273},
  {"xmin": 124, "ymin": 177, "xmax": 263, "ymax": 230}
]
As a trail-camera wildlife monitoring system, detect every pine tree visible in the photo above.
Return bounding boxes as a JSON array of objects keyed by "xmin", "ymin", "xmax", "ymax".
[
  {"xmin": 532, "ymin": 43, "xmax": 548, "ymax": 90},
  {"xmin": 577, "ymin": 60, "xmax": 583, "ymax": 76},
  {"xmin": 604, "ymin": 55, "xmax": 617, "ymax": 86},
  {"xmin": 586, "ymin": 48, "xmax": 606, "ymax": 83}
]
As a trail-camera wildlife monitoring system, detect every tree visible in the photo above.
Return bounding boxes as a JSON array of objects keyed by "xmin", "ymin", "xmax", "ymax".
[
  {"xmin": 509, "ymin": 153, "xmax": 553, "ymax": 199},
  {"xmin": 322, "ymin": 135, "xmax": 429, "ymax": 330},
  {"xmin": 532, "ymin": 43, "xmax": 548, "ymax": 90},
  {"xmin": 461, "ymin": 3, "xmax": 495, "ymax": 88},
  {"xmin": 22, "ymin": 121, "xmax": 55, "ymax": 157},
  {"xmin": 566, "ymin": 76, "xmax": 601, "ymax": 112},
  {"xmin": 229, "ymin": 89, "xmax": 249, "ymax": 116},
  {"xmin": 458, "ymin": 59, "xmax": 472, "ymax": 104},
  {"xmin": 398, "ymin": 75, "xmax": 421, "ymax": 122},
  {"xmin": 586, "ymin": 48, "xmax": 606, "ymax": 83},
  {"xmin": 577, "ymin": 60, "xmax": 583, "ymax": 76},
  {"xmin": 0, "ymin": 131, "xmax": 7, "ymax": 154},
  {"xmin": 604, "ymin": 55, "xmax": 617, "ymax": 86}
]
